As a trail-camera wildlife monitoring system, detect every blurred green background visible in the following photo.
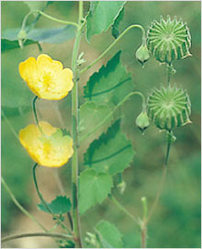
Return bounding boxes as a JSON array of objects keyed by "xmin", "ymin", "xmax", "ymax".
[{"xmin": 2, "ymin": 1, "xmax": 201, "ymax": 248}]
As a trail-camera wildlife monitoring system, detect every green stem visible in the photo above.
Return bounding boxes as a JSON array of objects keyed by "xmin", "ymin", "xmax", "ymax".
[
  {"xmin": 2, "ymin": 232, "xmax": 72, "ymax": 244},
  {"xmin": 80, "ymin": 91, "xmax": 146, "ymax": 143},
  {"xmin": 32, "ymin": 96, "xmax": 39, "ymax": 125},
  {"xmin": 1, "ymin": 177, "xmax": 47, "ymax": 232},
  {"xmin": 21, "ymin": 10, "xmax": 78, "ymax": 32},
  {"xmin": 32, "ymin": 163, "xmax": 53, "ymax": 214},
  {"xmin": 80, "ymin": 24, "xmax": 146, "ymax": 74},
  {"xmin": 140, "ymin": 197, "xmax": 148, "ymax": 248},
  {"xmin": 71, "ymin": 1, "xmax": 83, "ymax": 247},
  {"xmin": 109, "ymin": 195, "xmax": 139, "ymax": 225},
  {"xmin": 38, "ymin": 11, "xmax": 79, "ymax": 28},
  {"xmin": 164, "ymin": 131, "xmax": 172, "ymax": 166}
]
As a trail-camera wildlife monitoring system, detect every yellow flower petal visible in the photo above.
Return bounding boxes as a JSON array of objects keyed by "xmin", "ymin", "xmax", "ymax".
[
  {"xmin": 19, "ymin": 54, "xmax": 74, "ymax": 100},
  {"xmin": 19, "ymin": 121, "xmax": 74, "ymax": 167}
]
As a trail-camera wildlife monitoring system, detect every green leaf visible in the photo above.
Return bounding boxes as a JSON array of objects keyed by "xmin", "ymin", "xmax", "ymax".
[
  {"xmin": 84, "ymin": 51, "xmax": 134, "ymax": 106},
  {"xmin": 95, "ymin": 220, "xmax": 123, "ymax": 248},
  {"xmin": 79, "ymin": 169, "xmax": 113, "ymax": 214},
  {"xmin": 84, "ymin": 120, "xmax": 135, "ymax": 175},
  {"xmin": 79, "ymin": 102, "xmax": 113, "ymax": 141},
  {"xmin": 1, "ymin": 39, "xmax": 36, "ymax": 53},
  {"xmin": 2, "ymin": 25, "xmax": 76, "ymax": 52},
  {"xmin": 86, "ymin": 1, "xmax": 126, "ymax": 41},
  {"xmin": 38, "ymin": 196, "xmax": 71, "ymax": 214},
  {"xmin": 112, "ymin": 7, "xmax": 125, "ymax": 39}
]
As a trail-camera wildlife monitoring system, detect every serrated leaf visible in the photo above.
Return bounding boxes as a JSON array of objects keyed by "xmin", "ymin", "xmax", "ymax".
[
  {"xmin": 86, "ymin": 1, "xmax": 125, "ymax": 41},
  {"xmin": 38, "ymin": 196, "xmax": 71, "ymax": 214},
  {"xmin": 79, "ymin": 169, "xmax": 113, "ymax": 214},
  {"xmin": 83, "ymin": 51, "xmax": 134, "ymax": 106},
  {"xmin": 84, "ymin": 120, "xmax": 135, "ymax": 175},
  {"xmin": 112, "ymin": 7, "xmax": 125, "ymax": 39},
  {"xmin": 79, "ymin": 102, "xmax": 113, "ymax": 142},
  {"xmin": 95, "ymin": 220, "xmax": 123, "ymax": 248}
]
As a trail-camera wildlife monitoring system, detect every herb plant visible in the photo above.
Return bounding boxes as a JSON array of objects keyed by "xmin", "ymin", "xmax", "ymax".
[{"xmin": 2, "ymin": 1, "xmax": 199, "ymax": 248}]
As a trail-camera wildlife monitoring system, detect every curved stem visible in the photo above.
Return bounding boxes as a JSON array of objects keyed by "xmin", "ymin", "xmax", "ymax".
[
  {"xmin": 2, "ymin": 232, "xmax": 72, "ymax": 244},
  {"xmin": 21, "ymin": 10, "xmax": 78, "ymax": 32},
  {"xmin": 71, "ymin": 1, "xmax": 83, "ymax": 247},
  {"xmin": 32, "ymin": 96, "xmax": 39, "ymax": 125},
  {"xmin": 80, "ymin": 91, "xmax": 146, "ymax": 143},
  {"xmin": 109, "ymin": 195, "xmax": 139, "ymax": 225},
  {"xmin": 80, "ymin": 24, "xmax": 146, "ymax": 74},
  {"xmin": 1, "ymin": 177, "xmax": 47, "ymax": 232},
  {"xmin": 164, "ymin": 131, "xmax": 172, "ymax": 167},
  {"xmin": 38, "ymin": 11, "xmax": 79, "ymax": 28},
  {"xmin": 32, "ymin": 163, "xmax": 53, "ymax": 214}
]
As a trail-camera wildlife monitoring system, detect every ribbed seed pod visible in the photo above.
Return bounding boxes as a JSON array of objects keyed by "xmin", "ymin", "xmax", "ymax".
[
  {"xmin": 147, "ymin": 16, "xmax": 191, "ymax": 64},
  {"xmin": 147, "ymin": 86, "xmax": 191, "ymax": 131}
]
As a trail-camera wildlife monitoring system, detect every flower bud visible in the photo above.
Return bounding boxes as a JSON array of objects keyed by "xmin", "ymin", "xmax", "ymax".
[
  {"xmin": 117, "ymin": 180, "xmax": 126, "ymax": 194},
  {"xmin": 135, "ymin": 44, "xmax": 150, "ymax": 66},
  {"xmin": 136, "ymin": 111, "xmax": 150, "ymax": 133}
]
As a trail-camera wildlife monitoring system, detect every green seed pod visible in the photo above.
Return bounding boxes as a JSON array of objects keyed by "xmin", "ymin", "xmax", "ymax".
[
  {"xmin": 135, "ymin": 44, "xmax": 150, "ymax": 66},
  {"xmin": 147, "ymin": 16, "xmax": 191, "ymax": 64},
  {"xmin": 147, "ymin": 85, "xmax": 191, "ymax": 131},
  {"xmin": 136, "ymin": 111, "xmax": 150, "ymax": 132}
]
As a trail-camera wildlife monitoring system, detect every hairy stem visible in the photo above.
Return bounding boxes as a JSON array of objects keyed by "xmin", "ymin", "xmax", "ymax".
[
  {"xmin": 80, "ymin": 91, "xmax": 146, "ymax": 143},
  {"xmin": 80, "ymin": 24, "xmax": 146, "ymax": 74},
  {"xmin": 2, "ymin": 232, "xmax": 72, "ymax": 244},
  {"xmin": 71, "ymin": 1, "xmax": 83, "ymax": 247},
  {"xmin": 1, "ymin": 177, "xmax": 47, "ymax": 232}
]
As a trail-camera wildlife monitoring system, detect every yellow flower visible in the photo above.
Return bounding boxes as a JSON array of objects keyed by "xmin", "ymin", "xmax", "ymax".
[
  {"xmin": 19, "ymin": 54, "xmax": 74, "ymax": 100},
  {"xmin": 19, "ymin": 121, "xmax": 74, "ymax": 167}
]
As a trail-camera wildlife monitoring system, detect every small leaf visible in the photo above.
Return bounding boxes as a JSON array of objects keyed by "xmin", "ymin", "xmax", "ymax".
[
  {"xmin": 95, "ymin": 220, "xmax": 123, "ymax": 248},
  {"xmin": 86, "ymin": 1, "xmax": 126, "ymax": 41},
  {"xmin": 84, "ymin": 120, "xmax": 135, "ymax": 175},
  {"xmin": 79, "ymin": 169, "xmax": 113, "ymax": 214},
  {"xmin": 83, "ymin": 51, "xmax": 134, "ymax": 106},
  {"xmin": 38, "ymin": 196, "xmax": 71, "ymax": 214},
  {"xmin": 112, "ymin": 7, "xmax": 125, "ymax": 39}
]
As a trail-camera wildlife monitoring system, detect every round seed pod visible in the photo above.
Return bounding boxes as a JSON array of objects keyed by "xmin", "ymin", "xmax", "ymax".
[
  {"xmin": 147, "ymin": 16, "xmax": 191, "ymax": 64},
  {"xmin": 147, "ymin": 86, "xmax": 191, "ymax": 131}
]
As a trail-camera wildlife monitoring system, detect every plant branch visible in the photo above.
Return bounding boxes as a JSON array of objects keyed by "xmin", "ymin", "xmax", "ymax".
[
  {"xmin": 2, "ymin": 232, "xmax": 72, "ymax": 244},
  {"xmin": 80, "ymin": 24, "xmax": 146, "ymax": 74},
  {"xmin": 70, "ymin": 1, "xmax": 84, "ymax": 247},
  {"xmin": 80, "ymin": 91, "xmax": 146, "ymax": 143},
  {"xmin": 1, "ymin": 177, "xmax": 47, "ymax": 232}
]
